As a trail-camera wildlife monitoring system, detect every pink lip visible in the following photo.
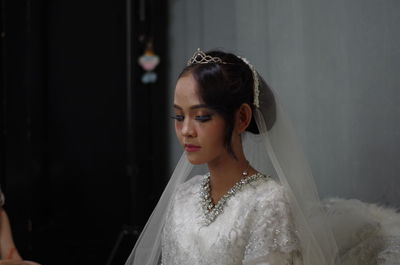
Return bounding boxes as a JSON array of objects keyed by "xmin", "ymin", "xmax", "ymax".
[{"xmin": 184, "ymin": 144, "xmax": 201, "ymax": 152}]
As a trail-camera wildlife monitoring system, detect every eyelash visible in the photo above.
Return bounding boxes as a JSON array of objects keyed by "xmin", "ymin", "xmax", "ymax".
[
  {"xmin": 171, "ymin": 115, "xmax": 184, "ymax": 122},
  {"xmin": 195, "ymin": 115, "xmax": 212, "ymax": 122},
  {"xmin": 170, "ymin": 114, "xmax": 212, "ymax": 122}
]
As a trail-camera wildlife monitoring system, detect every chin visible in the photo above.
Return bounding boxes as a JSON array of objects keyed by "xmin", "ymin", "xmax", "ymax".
[{"xmin": 185, "ymin": 153, "xmax": 207, "ymax": 165}]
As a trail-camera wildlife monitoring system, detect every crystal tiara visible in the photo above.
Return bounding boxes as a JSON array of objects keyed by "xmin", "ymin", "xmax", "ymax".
[
  {"xmin": 186, "ymin": 48, "xmax": 260, "ymax": 108},
  {"xmin": 186, "ymin": 48, "xmax": 226, "ymax": 66}
]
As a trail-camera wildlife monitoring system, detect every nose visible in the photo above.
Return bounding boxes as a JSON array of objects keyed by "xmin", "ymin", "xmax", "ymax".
[{"xmin": 181, "ymin": 118, "xmax": 196, "ymax": 138}]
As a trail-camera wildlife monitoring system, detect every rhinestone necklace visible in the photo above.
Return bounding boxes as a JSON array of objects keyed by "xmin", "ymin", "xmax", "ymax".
[{"xmin": 200, "ymin": 171, "xmax": 269, "ymax": 226}]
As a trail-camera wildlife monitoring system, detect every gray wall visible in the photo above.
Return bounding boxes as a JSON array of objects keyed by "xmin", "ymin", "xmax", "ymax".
[{"xmin": 167, "ymin": 0, "xmax": 400, "ymax": 206}]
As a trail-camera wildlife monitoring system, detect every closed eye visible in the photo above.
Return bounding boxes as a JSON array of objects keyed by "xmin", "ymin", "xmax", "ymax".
[
  {"xmin": 171, "ymin": 115, "xmax": 184, "ymax": 121},
  {"xmin": 195, "ymin": 115, "xmax": 212, "ymax": 122}
]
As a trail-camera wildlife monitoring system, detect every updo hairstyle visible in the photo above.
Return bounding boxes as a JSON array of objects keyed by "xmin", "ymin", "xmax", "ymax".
[{"xmin": 178, "ymin": 50, "xmax": 261, "ymax": 157}]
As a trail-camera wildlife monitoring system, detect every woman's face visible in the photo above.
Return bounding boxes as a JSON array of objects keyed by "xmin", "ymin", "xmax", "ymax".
[{"xmin": 173, "ymin": 73, "xmax": 228, "ymax": 165}]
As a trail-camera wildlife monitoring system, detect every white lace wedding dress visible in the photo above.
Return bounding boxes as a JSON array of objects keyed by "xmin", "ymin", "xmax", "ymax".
[
  {"xmin": 161, "ymin": 174, "xmax": 303, "ymax": 265},
  {"xmin": 161, "ymin": 174, "xmax": 400, "ymax": 265}
]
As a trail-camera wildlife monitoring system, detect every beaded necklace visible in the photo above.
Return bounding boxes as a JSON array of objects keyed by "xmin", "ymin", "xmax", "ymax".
[{"xmin": 200, "ymin": 171, "xmax": 269, "ymax": 226}]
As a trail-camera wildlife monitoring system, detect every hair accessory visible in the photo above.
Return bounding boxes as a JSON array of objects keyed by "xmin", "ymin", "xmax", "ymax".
[
  {"xmin": 237, "ymin": 56, "xmax": 260, "ymax": 108},
  {"xmin": 187, "ymin": 48, "xmax": 226, "ymax": 66},
  {"xmin": 187, "ymin": 48, "xmax": 260, "ymax": 108}
]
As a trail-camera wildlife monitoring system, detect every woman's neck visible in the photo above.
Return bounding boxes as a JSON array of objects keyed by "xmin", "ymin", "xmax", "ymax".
[{"xmin": 207, "ymin": 152, "xmax": 256, "ymax": 205}]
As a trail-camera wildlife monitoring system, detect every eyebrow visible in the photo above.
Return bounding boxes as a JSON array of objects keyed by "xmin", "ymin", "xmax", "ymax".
[{"xmin": 173, "ymin": 104, "xmax": 209, "ymax": 110}]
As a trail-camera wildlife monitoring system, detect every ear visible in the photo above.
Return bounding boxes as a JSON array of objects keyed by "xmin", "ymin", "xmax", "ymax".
[{"xmin": 235, "ymin": 103, "xmax": 252, "ymax": 134}]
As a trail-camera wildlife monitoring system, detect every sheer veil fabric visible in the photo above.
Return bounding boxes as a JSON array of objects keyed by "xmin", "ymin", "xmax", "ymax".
[{"xmin": 124, "ymin": 72, "xmax": 339, "ymax": 265}]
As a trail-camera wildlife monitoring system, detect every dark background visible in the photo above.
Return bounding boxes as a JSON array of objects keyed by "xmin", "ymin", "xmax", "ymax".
[{"xmin": 1, "ymin": 0, "xmax": 168, "ymax": 264}]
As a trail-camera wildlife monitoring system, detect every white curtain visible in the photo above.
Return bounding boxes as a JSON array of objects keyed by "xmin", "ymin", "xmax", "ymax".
[{"xmin": 167, "ymin": 0, "xmax": 400, "ymax": 206}]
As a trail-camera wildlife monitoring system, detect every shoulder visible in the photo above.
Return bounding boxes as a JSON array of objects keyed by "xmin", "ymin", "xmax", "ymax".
[
  {"xmin": 249, "ymin": 176, "xmax": 289, "ymax": 206},
  {"xmin": 243, "ymin": 177, "xmax": 300, "ymax": 259},
  {"xmin": 242, "ymin": 176, "xmax": 294, "ymax": 223}
]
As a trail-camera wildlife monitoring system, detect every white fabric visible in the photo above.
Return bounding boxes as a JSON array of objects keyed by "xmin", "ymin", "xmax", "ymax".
[
  {"xmin": 323, "ymin": 198, "xmax": 400, "ymax": 265},
  {"xmin": 124, "ymin": 154, "xmax": 193, "ymax": 265},
  {"xmin": 161, "ymin": 175, "xmax": 302, "ymax": 265}
]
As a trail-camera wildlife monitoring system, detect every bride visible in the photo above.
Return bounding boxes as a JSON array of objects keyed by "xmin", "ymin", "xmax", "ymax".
[{"xmin": 125, "ymin": 49, "xmax": 400, "ymax": 265}]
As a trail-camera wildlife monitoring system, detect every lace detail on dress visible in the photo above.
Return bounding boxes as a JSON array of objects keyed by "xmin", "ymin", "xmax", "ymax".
[
  {"xmin": 161, "ymin": 175, "xmax": 302, "ymax": 265},
  {"xmin": 244, "ymin": 183, "xmax": 301, "ymax": 263}
]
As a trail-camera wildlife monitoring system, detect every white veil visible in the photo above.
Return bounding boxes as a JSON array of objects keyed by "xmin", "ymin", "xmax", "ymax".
[{"xmin": 125, "ymin": 58, "xmax": 339, "ymax": 265}]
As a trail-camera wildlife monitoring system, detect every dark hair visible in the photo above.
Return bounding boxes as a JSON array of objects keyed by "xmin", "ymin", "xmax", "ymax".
[{"xmin": 178, "ymin": 50, "xmax": 261, "ymax": 157}]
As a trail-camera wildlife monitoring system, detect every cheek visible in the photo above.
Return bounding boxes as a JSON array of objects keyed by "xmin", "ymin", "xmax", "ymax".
[
  {"xmin": 211, "ymin": 120, "xmax": 225, "ymax": 135},
  {"xmin": 215, "ymin": 130, "xmax": 226, "ymax": 146},
  {"xmin": 175, "ymin": 122, "xmax": 185, "ymax": 144},
  {"xmin": 203, "ymin": 123, "xmax": 226, "ymax": 145},
  {"xmin": 174, "ymin": 122, "xmax": 181, "ymax": 136}
]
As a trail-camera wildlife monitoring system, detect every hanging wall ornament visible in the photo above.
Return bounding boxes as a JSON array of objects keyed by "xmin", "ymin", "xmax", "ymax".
[{"xmin": 138, "ymin": 41, "xmax": 160, "ymax": 84}]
